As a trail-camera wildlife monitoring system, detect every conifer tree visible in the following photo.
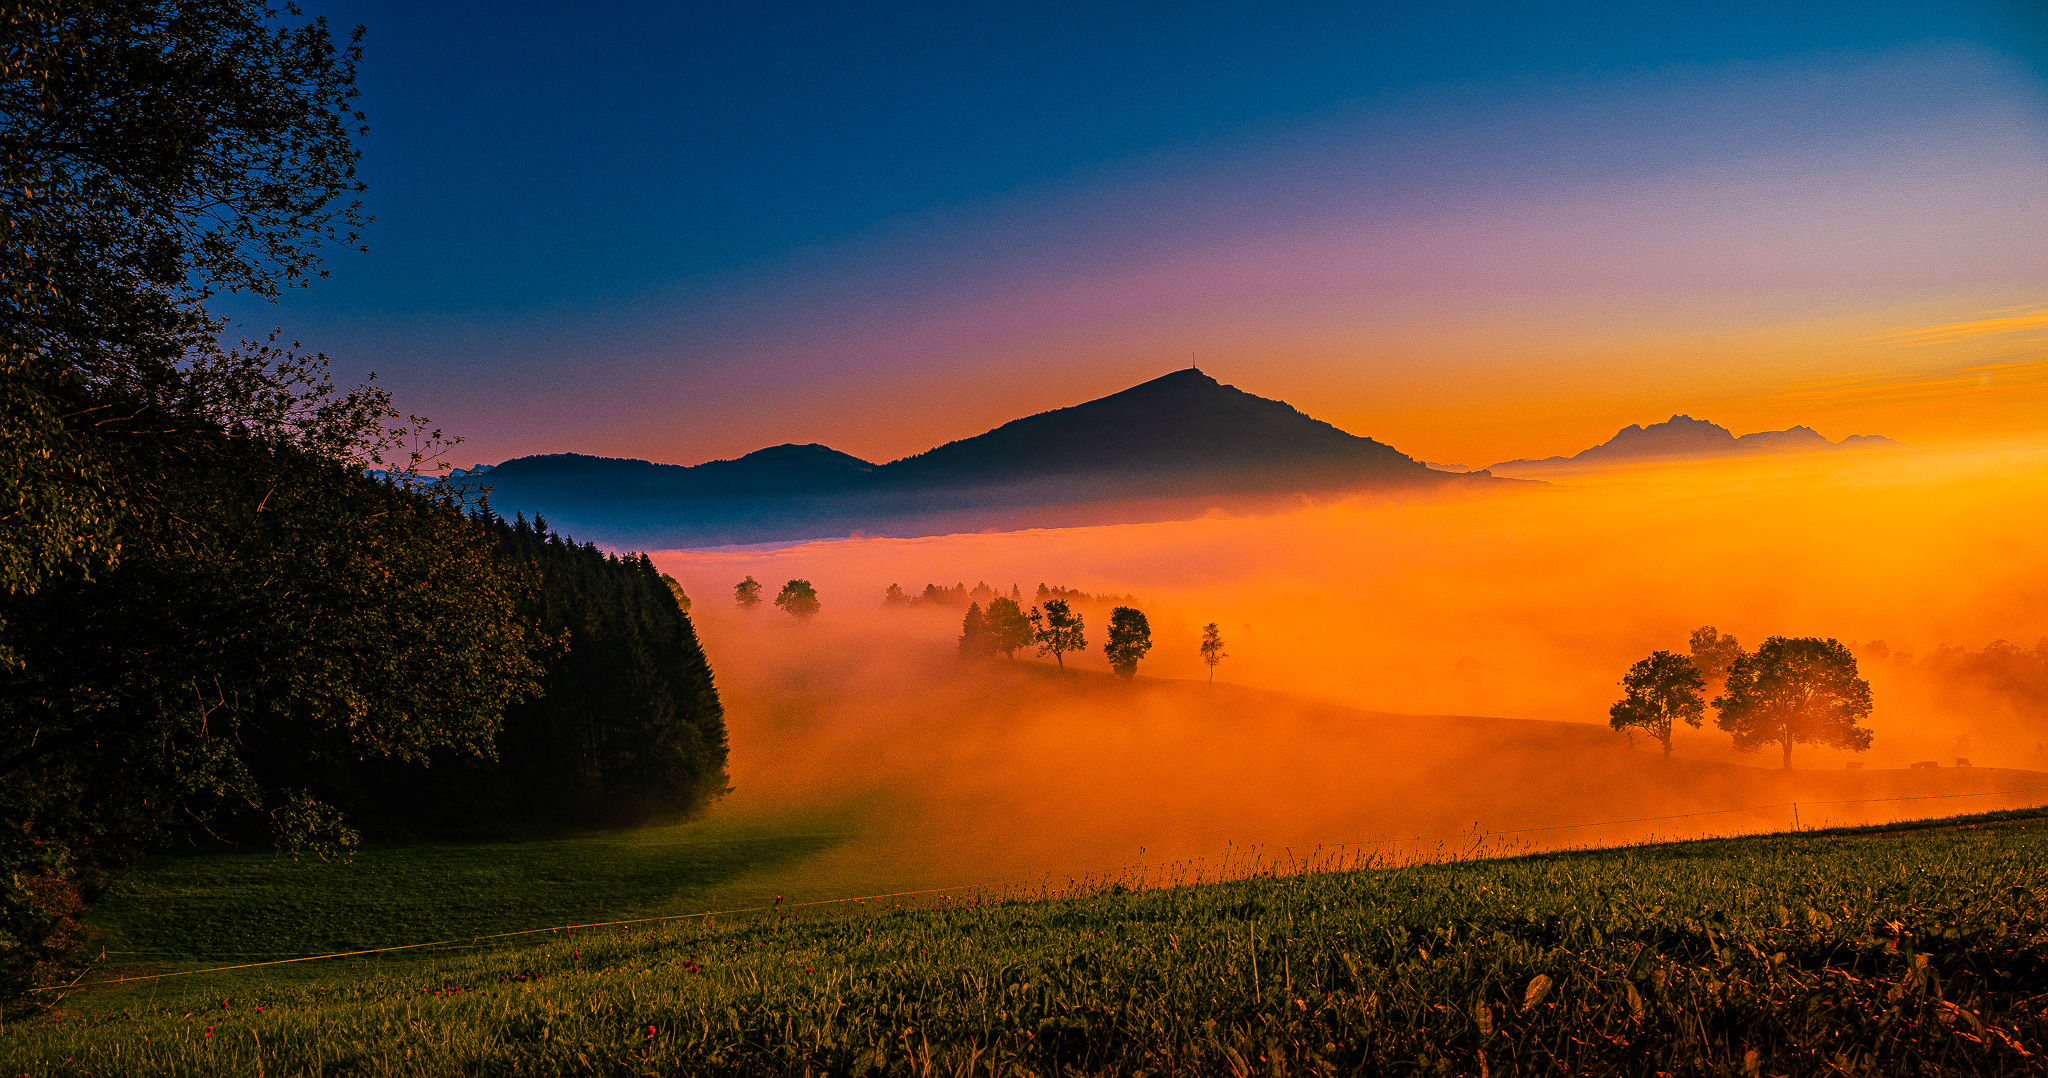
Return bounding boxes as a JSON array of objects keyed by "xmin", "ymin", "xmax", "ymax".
[{"xmin": 959, "ymin": 603, "xmax": 995, "ymax": 658}]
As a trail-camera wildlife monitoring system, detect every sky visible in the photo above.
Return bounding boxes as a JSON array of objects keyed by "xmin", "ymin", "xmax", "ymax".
[{"xmin": 230, "ymin": 1, "xmax": 2048, "ymax": 470}]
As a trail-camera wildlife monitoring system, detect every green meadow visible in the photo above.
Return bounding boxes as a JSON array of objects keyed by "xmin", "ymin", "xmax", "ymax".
[{"xmin": 8, "ymin": 808, "xmax": 2045, "ymax": 1076}]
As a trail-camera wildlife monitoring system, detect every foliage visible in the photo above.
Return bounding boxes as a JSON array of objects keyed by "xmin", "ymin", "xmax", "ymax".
[
  {"xmin": 0, "ymin": 438, "xmax": 542, "ymax": 995},
  {"xmin": 459, "ymin": 516, "xmax": 727, "ymax": 827},
  {"xmin": 882, "ymin": 583, "xmax": 906, "ymax": 607},
  {"xmin": 984, "ymin": 596, "xmax": 1033, "ymax": 659},
  {"xmin": 733, "ymin": 575, "xmax": 762, "ymax": 609},
  {"xmin": 1689, "ymin": 625, "xmax": 1744, "ymax": 685},
  {"xmin": 774, "ymin": 579, "xmax": 820, "ymax": 620},
  {"xmin": 1608, "ymin": 650, "xmax": 1706, "ymax": 756},
  {"xmin": 2, "ymin": 0, "xmax": 372, "ymax": 599},
  {"xmin": 1103, "ymin": 606, "xmax": 1153, "ymax": 678},
  {"xmin": 1199, "ymin": 622, "xmax": 1227, "ymax": 681},
  {"xmin": 16, "ymin": 812, "xmax": 2048, "ymax": 1075},
  {"xmin": 658, "ymin": 572, "xmax": 690, "ymax": 612},
  {"xmin": 1028, "ymin": 599, "xmax": 1086, "ymax": 668},
  {"xmin": 957, "ymin": 603, "xmax": 994, "ymax": 659},
  {"xmin": 1715, "ymin": 637, "xmax": 1874, "ymax": 768},
  {"xmin": 1035, "ymin": 582, "xmax": 1138, "ymax": 606}
]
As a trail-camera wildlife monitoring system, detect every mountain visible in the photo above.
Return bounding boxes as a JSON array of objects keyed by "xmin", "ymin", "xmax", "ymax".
[
  {"xmin": 464, "ymin": 369, "xmax": 1510, "ymax": 548},
  {"xmin": 1489, "ymin": 415, "xmax": 1907, "ymax": 476}
]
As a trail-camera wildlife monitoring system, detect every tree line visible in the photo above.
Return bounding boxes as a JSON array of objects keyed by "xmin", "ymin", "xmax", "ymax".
[
  {"xmin": 1609, "ymin": 626, "xmax": 1874, "ymax": 767},
  {"xmin": 0, "ymin": 4, "xmax": 725, "ymax": 999},
  {"xmin": 956, "ymin": 600, "xmax": 1231, "ymax": 683}
]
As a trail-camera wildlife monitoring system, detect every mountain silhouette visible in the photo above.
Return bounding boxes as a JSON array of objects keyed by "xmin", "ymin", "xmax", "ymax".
[
  {"xmin": 469, "ymin": 369, "xmax": 1503, "ymax": 548},
  {"xmin": 1489, "ymin": 415, "xmax": 1906, "ymax": 475}
]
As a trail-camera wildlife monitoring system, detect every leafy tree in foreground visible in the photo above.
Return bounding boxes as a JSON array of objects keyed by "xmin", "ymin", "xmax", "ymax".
[
  {"xmin": 1689, "ymin": 625, "xmax": 1744, "ymax": 687},
  {"xmin": 0, "ymin": 0, "xmax": 532, "ymax": 998},
  {"xmin": 958, "ymin": 602, "xmax": 994, "ymax": 658},
  {"xmin": 775, "ymin": 578, "xmax": 820, "ymax": 620},
  {"xmin": 3, "ymin": 0, "xmax": 370, "ymax": 603},
  {"xmin": 1200, "ymin": 623, "xmax": 1227, "ymax": 682},
  {"xmin": 1104, "ymin": 606, "xmax": 1153, "ymax": 678},
  {"xmin": 1029, "ymin": 599, "xmax": 1086, "ymax": 668},
  {"xmin": 986, "ymin": 596, "xmax": 1033, "ymax": 659},
  {"xmin": 1715, "ymin": 636, "xmax": 1874, "ymax": 769},
  {"xmin": 734, "ymin": 576, "xmax": 762, "ymax": 609},
  {"xmin": 1608, "ymin": 651, "xmax": 1706, "ymax": 757}
]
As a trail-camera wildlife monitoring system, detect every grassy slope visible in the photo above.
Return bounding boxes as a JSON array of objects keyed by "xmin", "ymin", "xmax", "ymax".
[
  {"xmin": 87, "ymin": 813, "xmax": 853, "ymax": 962},
  {"xmin": 10, "ymin": 810, "xmax": 2046, "ymax": 1076}
]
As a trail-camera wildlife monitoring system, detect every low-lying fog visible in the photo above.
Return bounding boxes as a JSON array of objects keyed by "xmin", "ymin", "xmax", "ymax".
[{"xmin": 652, "ymin": 446, "xmax": 2048, "ymax": 896}]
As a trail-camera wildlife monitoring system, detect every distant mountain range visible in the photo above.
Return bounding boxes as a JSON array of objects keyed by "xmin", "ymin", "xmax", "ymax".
[
  {"xmin": 458, "ymin": 369, "xmax": 1514, "ymax": 549},
  {"xmin": 1486, "ymin": 415, "xmax": 1907, "ymax": 476}
]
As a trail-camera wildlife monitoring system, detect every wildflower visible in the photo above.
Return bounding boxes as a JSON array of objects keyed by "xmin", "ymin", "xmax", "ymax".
[{"xmin": 646, "ymin": 1024, "xmax": 657, "ymax": 1038}]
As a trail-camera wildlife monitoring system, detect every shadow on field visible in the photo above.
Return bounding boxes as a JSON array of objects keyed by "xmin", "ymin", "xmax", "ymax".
[{"xmin": 88, "ymin": 815, "xmax": 852, "ymax": 962}]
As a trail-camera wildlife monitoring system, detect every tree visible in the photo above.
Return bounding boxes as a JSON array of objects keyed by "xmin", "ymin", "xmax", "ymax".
[
  {"xmin": 1199, "ymin": 623, "xmax": 1227, "ymax": 682},
  {"xmin": 1028, "ymin": 599, "xmax": 1086, "ymax": 668},
  {"xmin": 1714, "ymin": 636, "xmax": 1874, "ymax": 769},
  {"xmin": 986, "ymin": 596, "xmax": 1033, "ymax": 659},
  {"xmin": 958, "ymin": 602, "xmax": 994, "ymax": 658},
  {"xmin": 0, "ymin": 1, "xmax": 543, "ymax": 996},
  {"xmin": 1608, "ymin": 651, "xmax": 1706, "ymax": 757},
  {"xmin": 1689, "ymin": 626, "xmax": 1744, "ymax": 686},
  {"xmin": 1104, "ymin": 607, "xmax": 1153, "ymax": 678},
  {"xmin": 3, "ymin": 0, "xmax": 372, "ymax": 602},
  {"xmin": 883, "ymin": 583, "xmax": 907, "ymax": 607},
  {"xmin": 734, "ymin": 576, "xmax": 762, "ymax": 609},
  {"xmin": 659, "ymin": 572, "xmax": 690, "ymax": 612},
  {"xmin": 775, "ymin": 578, "xmax": 820, "ymax": 620}
]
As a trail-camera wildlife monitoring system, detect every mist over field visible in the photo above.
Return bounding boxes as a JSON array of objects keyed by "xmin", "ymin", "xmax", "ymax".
[{"xmin": 646, "ymin": 446, "xmax": 2048, "ymax": 895}]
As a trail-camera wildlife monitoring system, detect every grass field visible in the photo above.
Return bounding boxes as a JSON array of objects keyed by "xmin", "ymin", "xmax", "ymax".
[
  {"xmin": 9, "ymin": 808, "xmax": 2045, "ymax": 1076},
  {"xmin": 82, "ymin": 810, "xmax": 861, "ymax": 964}
]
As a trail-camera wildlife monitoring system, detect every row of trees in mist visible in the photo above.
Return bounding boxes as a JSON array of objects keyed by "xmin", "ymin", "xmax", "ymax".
[
  {"xmin": 955, "ymin": 600, "xmax": 1231, "ymax": 682},
  {"xmin": 1609, "ymin": 626, "xmax": 1874, "ymax": 767},
  {"xmin": 0, "ymin": 6, "xmax": 727, "ymax": 1000},
  {"xmin": 884, "ymin": 581, "xmax": 1140, "ymax": 610}
]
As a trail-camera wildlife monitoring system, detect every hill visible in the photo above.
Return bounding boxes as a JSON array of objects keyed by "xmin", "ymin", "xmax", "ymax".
[
  {"xmin": 467, "ymin": 370, "xmax": 1507, "ymax": 548},
  {"xmin": 1490, "ymin": 414, "xmax": 1907, "ymax": 476},
  {"xmin": 29, "ymin": 804, "xmax": 2048, "ymax": 1075}
]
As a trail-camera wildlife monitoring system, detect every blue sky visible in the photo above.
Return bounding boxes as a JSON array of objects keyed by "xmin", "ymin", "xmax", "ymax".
[{"xmin": 235, "ymin": 2, "xmax": 2048, "ymax": 465}]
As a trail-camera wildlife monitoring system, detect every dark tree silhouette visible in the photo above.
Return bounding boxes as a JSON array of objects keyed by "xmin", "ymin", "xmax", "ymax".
[
  {"xmin": 1715, "ymin": 636, "xmax": 1874, "ymax": 768},
  {"xmin": 734, "ymin": 576, "xmax": 763, "ymax": 609},
  {"xmin": 1029, "ymin": 599, "xmax": 1086, "ymax": 668},
  {"xmin": 986, "ymin": 596, "xmax": 1033, "ymax": 659},
  {"xmin": 774, "ymin": 579, "xmax": 820, "ymax": 620},
  {"xmin": 1199, "ymin": 622, "xmax": 1227, "ymax": 682},
  {"xmin": 958, "ymin": 602, "xmax": 995, "ymax": 658},
  {"xmin": 883, "ymin": 583, "xmax": 907, "ymax": 607},
  {"xmin": 1689, "ymin": 625, "xmax": 1744, "ymax": 686},
  {"xmin": 660, "ymin": 572, "xmax": 691, "ymax": 612},
  {"xmin": 1608, "ymin": 651, "xmax": 1706, "ymax": 756},
  {"xmin": 1104, "ymin": 606, "xmax": 1153, "ymax": 678}
]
